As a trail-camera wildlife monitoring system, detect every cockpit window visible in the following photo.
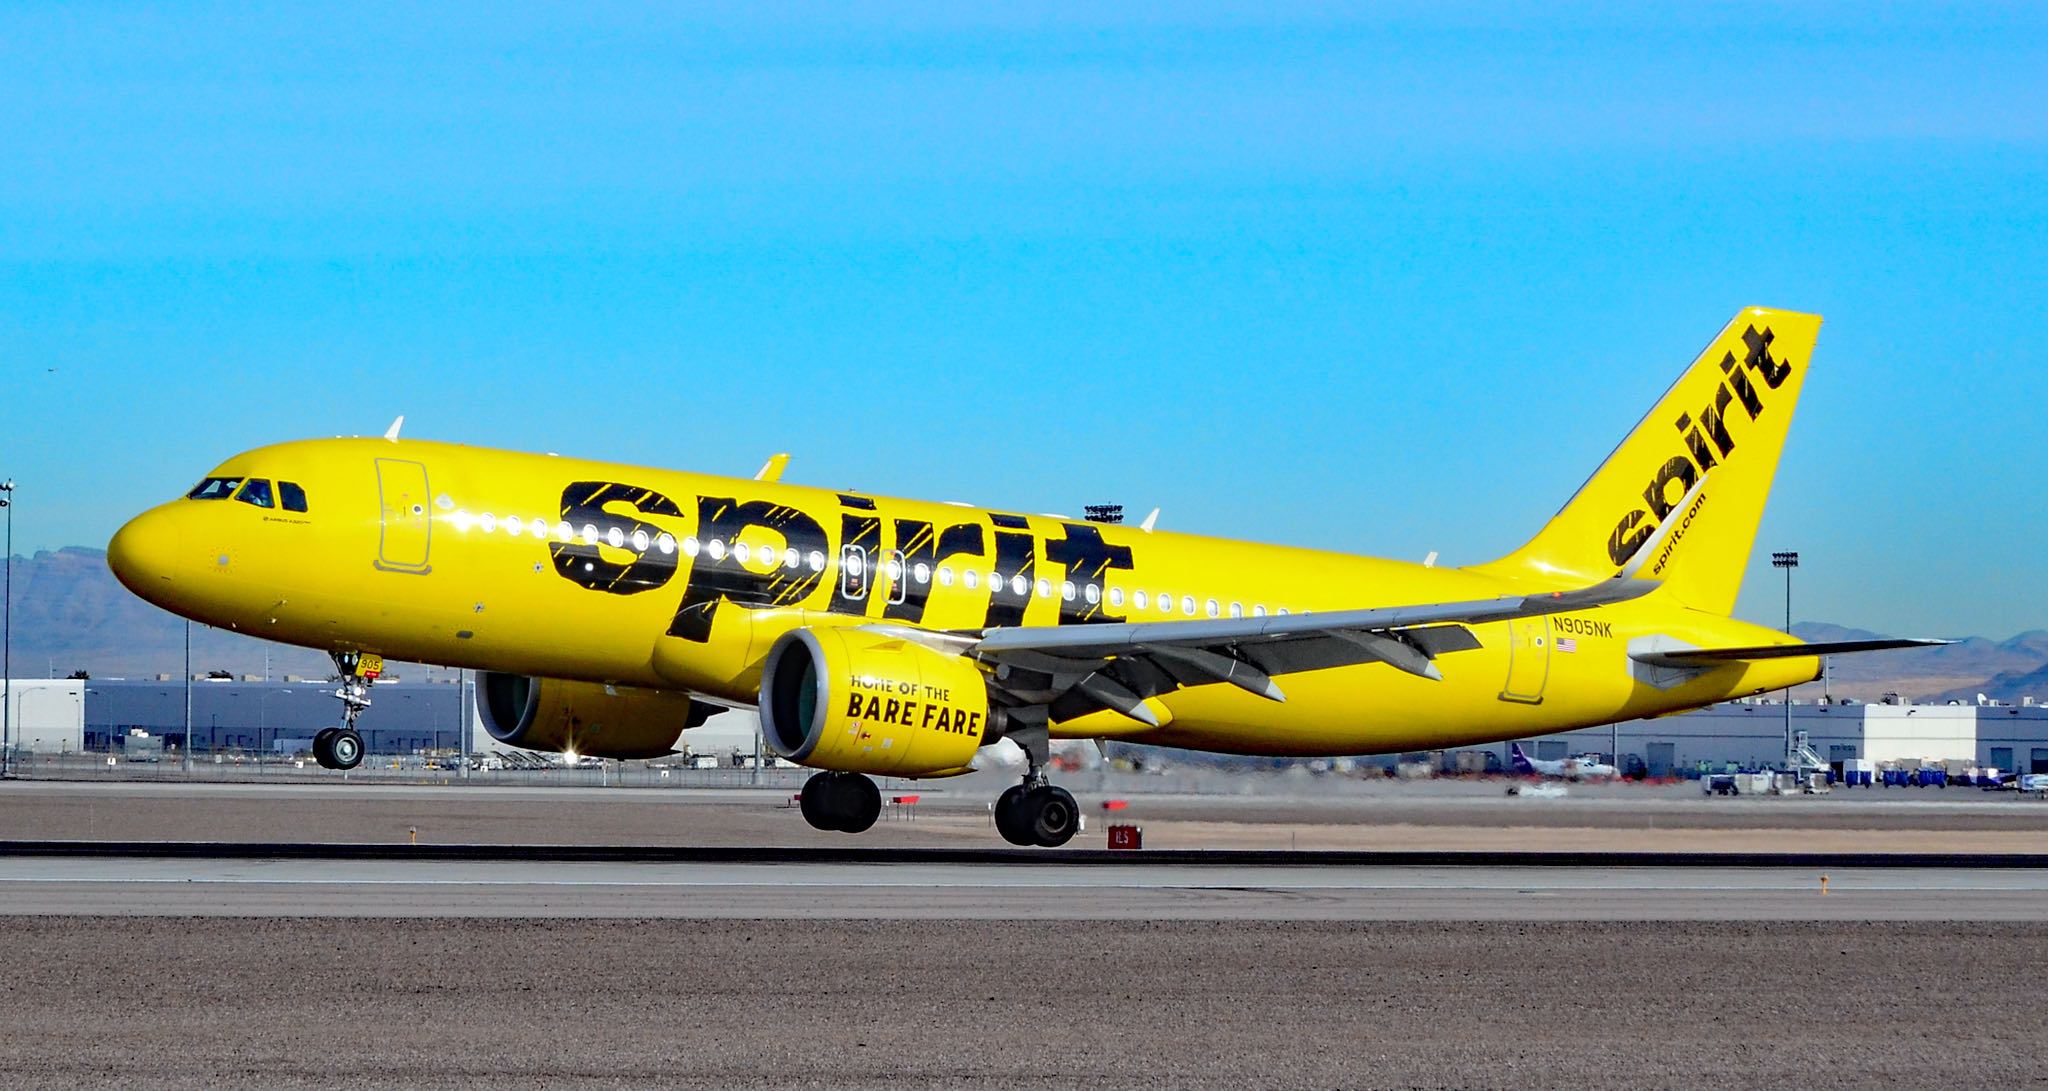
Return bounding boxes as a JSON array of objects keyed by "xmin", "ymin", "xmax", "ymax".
[
  {"xmin": 187, "ymin": 477, "xmax": 243, "ymax": 501},
  {"xmin": 278, "ymin": 481, "xmax": 308, "ymax": 513},
  {"xmin": 234, "ymin": 479, "xmax": 274, "ymax": 508}
]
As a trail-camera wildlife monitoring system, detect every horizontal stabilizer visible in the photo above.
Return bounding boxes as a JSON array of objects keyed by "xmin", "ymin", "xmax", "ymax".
[{"xmin": 1630, "ymin": 637, "xmax": 1950, "ymax": 669}]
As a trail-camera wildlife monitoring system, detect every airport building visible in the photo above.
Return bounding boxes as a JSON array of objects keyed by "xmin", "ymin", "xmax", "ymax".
[
  {"xmin": 1513, "ymin": 700, "xmax": 2048, "ymax": 775},
  {"xmin": 21, "ymin": 678, "xmax": 764, "ymax": 761},
  {"xmin": 7, "ymin": 678, "xmax": 2047, "ymax": 775},
  {"xmin": 76, "ymin": 678, "xmax": 472, "ymax": 756},
  {"xmin": 0, "ymin": 679, "xmax": 87, "ymax": 754}
]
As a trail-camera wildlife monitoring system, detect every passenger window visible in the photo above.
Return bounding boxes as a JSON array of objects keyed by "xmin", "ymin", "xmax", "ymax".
[
  {"xmin": 234, "ymin": 479, "xmax": 274, "ymax": 508},
  {"xmin": 884, "ymin": 550, "xmax": 908, "ymax": 605},
  {"xmin": 1133, "ymin": 590, "xmax": 1147, "ymax": 609},
  {"xmin": 186, "ymin": 477, "xmax": 243, "ymax": 501},
  {"xmin": 1253, "ymin": 605, "xmax": 1267, "ymax": 618},
  {"xmin": 1085, "ymin": 584, "xmax": 1100, "ymax": 605},
  {"xmin": 1061, "ymin": 580, "xmax": 1076, "ymax": 602},
  {"xmin": 1229, "ymin": 602, "xmax": 1243, "ymax": 619},
  {"xmin": 1206, "ymin": 598, "xmax": 1219, "ymax": 618},
  {"xmin": 1160, "ymin": 594, "xmax": 1174, "ymax": 615},
  {"xmin": 1183, "ymin": 595, "xmax": 1197, "ymax": 615},
  {"xmin": 840, "ymin": 545, "xmax": 869, "ymax": 599},
  {"xmin": 278, "ymin": 481, "xmax": 309, "ymax": 512}
]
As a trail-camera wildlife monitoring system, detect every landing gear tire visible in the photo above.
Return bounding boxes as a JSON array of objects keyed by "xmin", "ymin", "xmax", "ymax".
[
  {"xmin": 995, "ymin": 783, "xmax": 1079, "ymax": 847},
  {"xmin": 800, "ymin": 773, "xmax": 834, "ymax": 830},
  {"xmin": 800, "ymin": 771, "xmax": 883, "ymax": 834},
  {"xmin": 312, "ymin": 728, "xmax": 338, "ymax": 769},
  {"xmin": 1022, "ymin": 785, "xmax": 1080, "ymax": 847},
  {"xmin": 328, "ymin": 729, "xmax": 364, "ymax": 771},
  {"xmin": 835, "ymin": 774, "xmax": 882, "ymax": 834},
  {"xmin": 320, "ymin": 651, "xmax": 376, "ymax": 773},
  {"xmin": 994, "ymin": 784, "xmax": 1034, "ymax": 846}
]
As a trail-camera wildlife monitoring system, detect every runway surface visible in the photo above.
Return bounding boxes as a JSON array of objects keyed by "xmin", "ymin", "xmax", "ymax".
[
  {"xmin": 5, "ymin": 853, "xmax": 2045, "ymax": 920},
  {"xmin": 6, "ymin": 777, "xmax": 2048, "ymax": 853}
]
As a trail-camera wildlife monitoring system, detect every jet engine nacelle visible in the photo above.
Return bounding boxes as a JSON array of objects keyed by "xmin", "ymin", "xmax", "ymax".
[
  {"xmin": 477, "ymin": 672, "xmax": 720, "ymax": 759},
  {"xmin": 758, "ymin": 627, "xmax": 989, "ymax": 777}
]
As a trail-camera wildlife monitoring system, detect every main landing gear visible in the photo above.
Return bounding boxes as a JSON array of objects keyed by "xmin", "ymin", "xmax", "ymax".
[
  {"xmin": 994, "ymin": 778, "xmax": 1079, "ymax": 848},
  {"xmin": 993, "ymin": 716, "xmax": 1078, "ymax": 847},
  {"xmin": 313, "ymin": 650, "xmax": 378, "ymax": 771},
  {"xmin": 796, "ymin": 719, "xmax": 1079, "ymax": 847},
  {"xmin": 800, "ymin": 771, "xmax": 883, "ymax": 834}
]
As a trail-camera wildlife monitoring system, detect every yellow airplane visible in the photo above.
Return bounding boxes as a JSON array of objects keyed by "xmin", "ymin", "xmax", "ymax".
[{"xmin": 107, "ymin": 307, "xmax": 1940, "ymax": 845}]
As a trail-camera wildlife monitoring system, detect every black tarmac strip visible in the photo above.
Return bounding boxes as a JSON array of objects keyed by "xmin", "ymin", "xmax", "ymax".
[{"xmin": 2, "ymin": 838, "xmax": 2045, "ymax": 868}]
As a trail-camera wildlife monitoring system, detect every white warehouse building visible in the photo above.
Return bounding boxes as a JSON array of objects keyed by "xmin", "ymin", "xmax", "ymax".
[{"xmin": 2, "ymin": 679, "xmax": 87, "ymax": 754}]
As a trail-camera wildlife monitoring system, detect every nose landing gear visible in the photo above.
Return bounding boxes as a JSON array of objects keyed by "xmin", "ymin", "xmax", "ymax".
[{"xmin": 313, "ymin": 651, "xmax": 378, "ymax": 771}]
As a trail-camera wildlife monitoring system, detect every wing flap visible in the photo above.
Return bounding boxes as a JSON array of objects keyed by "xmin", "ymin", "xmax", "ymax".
[
  {"xmin": 1629, "ymin": 637, "xmax": 1950, "ymax": 668},
  {"xmin": 974, "ymin": 575, "xmax": 1658, "ymax": 727}
]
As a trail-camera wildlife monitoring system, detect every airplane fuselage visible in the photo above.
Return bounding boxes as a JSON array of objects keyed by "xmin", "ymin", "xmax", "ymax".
[{"xmin": 109, "ymin": 436, "xmax": 1814, "ymax": 758}]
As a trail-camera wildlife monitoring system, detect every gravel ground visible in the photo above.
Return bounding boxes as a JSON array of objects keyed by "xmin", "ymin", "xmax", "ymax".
[{"xmin": 0, "ymin": 918, "xmax": 2039, "ymax": 1089}]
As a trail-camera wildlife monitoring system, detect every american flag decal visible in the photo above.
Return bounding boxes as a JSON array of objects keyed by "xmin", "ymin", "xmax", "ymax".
[{"xmin": 1557, "ymin": 637, "xmax": 1577, "ymax": 654}]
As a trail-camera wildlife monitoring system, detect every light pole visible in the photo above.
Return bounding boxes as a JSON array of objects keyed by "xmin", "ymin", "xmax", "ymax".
[
  {"xmin": 2, "ymin": 478, "xmax": 13, "ymax": 777},
  {"xmin": 1772, "ymin": 550, "xmax": 1799, "ymax": 767},
  {"xmin": 458, "ymin": 668, "xmax": 470, "ymax": 780},
  {"xmin": 260, "ymin": 687, "xmax": 292, "ymax": 760},
  {"xmin": 182, "ymin": 621, "xmax": 193, "ymax": 773}
]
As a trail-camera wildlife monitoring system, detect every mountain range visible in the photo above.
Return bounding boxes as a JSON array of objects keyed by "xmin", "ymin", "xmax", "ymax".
[{"xmin": 6, "ymin": 547, "xmax": 2045, "ymax": 704}]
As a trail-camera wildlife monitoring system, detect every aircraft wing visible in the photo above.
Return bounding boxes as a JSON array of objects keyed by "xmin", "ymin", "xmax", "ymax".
[
  {"xmin": 968, "ymin": 576, "xmax": 1659, "ymax": 727},
  {"xmin": 1628, "ymin": 637, "xmax": 1950, "ymax": 669}
]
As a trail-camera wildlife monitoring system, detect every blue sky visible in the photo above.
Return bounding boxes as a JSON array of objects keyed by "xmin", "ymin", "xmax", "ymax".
[{"xmin": 2, "ymin": 3, "xmax": 2042, "ymax": 638}]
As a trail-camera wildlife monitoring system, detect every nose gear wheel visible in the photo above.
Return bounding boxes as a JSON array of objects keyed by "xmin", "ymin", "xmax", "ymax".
[{"xmin": 314, "ymin": 651, "xmax": 378, "ymax": 771}]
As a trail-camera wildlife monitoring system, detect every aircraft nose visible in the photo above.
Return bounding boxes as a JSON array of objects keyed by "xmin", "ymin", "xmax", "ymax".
[{"xmin": 107, "ymin": 504, "xmax": 186, "ymax": 598}]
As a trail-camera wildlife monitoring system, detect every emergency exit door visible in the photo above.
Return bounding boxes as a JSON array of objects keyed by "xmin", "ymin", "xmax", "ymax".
[
  {"xmin": 374, "ymin": 458, "xmax": 433, "ymax": 574},
  {"xmin": 1498, "ymin": 616, "xmax": 1550, "ymax": 704}
]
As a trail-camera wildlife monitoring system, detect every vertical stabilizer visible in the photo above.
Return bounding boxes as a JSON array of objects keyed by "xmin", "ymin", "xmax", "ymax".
[{"xmin": 1474, "ymin": 307, "xmax": 1822, "ymax": 616}]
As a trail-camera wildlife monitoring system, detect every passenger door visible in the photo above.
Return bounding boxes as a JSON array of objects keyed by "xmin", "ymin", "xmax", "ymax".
[
  {"xmin": 1498, "ymin": 616, "xmax": 1550, "ymax": 704},
  {"xmin": 374, "ymin": 458, "xmax": 433, "ymax": 574}
]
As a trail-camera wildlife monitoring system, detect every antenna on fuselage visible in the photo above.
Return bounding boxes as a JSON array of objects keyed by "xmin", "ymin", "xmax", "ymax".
[
  {"xmin": 382, "ymin": 416, "xmax": 404, "ymax": 442},
  {"xmin": 754, "ymin": 453, "xmax": 790, "ymax": 482},
  {"xmin": 1138, "ymin": 508, "xmax": 1160, "ymax": 533}
]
